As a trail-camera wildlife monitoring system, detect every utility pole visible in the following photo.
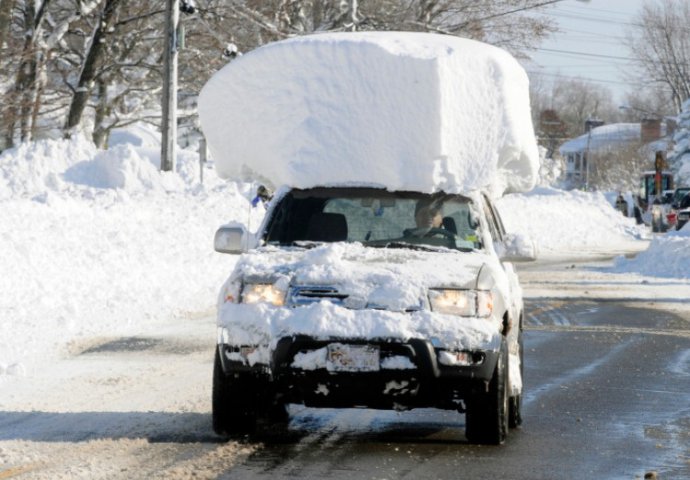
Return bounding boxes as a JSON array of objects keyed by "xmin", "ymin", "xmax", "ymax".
[{"xmin": 161, "ymin": 0, "xmax": 179, "ymax": 172}]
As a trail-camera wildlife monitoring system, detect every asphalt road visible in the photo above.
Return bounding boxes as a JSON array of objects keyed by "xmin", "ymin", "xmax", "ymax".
[{"xmin": 218, "ymin": 299, "xmax": 690, "ymax": 480}]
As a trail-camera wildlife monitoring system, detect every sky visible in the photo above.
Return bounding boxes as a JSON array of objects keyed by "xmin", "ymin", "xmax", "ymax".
[{"xmin": 526, "ymin": 0, "xmax": 648, "ymax": 103}]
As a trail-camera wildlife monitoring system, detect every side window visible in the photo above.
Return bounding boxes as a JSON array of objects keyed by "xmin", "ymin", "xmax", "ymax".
[
  {"xmin": 486, "ymin": 197, "xmax": 507, "ymax": 238},
  {"xmin": 481, "ymin": 194, "xmax": 503, "ymax": 242}
]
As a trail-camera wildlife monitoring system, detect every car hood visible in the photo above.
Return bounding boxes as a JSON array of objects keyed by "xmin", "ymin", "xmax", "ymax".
[{"xmin": 230, "ymin": 242, "xmax": 492, "ymax": 312}]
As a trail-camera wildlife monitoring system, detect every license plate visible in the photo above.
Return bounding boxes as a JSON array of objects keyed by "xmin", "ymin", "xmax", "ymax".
[{"xmin": 326, "ymin": 343, "xmax": 380, "ymax": 372}]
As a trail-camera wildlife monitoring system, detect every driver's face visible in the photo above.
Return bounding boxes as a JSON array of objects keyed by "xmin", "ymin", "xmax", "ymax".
[{"xmin": 415, "ymin": 207, "xmax": 443, "ymax": 228}]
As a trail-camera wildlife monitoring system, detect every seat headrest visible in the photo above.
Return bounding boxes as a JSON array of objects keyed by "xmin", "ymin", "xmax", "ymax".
[{"xmin": 306, "ymin": 213, "xmax": 348, "ymax": 242}]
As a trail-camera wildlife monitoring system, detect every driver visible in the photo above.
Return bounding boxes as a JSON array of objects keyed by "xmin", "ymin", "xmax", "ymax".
[{"xmin": 415, "ymin": 199, "xmax": 443, "ymax": 228}]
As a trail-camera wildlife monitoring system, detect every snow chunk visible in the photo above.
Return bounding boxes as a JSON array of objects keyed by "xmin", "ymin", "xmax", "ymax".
[
  {"xmin": 380, "ymin": 356, "xmax": 416, "ymax": 370},
  {"xmin": 199, "ymin": 32, "xmax": 539, "ymax": 196},
  {"xmin": 613, "ymin": 226, "xmax": 690, "ymax": 278}
]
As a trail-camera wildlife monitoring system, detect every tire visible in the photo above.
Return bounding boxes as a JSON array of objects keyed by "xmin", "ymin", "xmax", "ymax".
[
  {"xmin": 465, "ymin": 340, "xmax": 509, "ymax": 445},
  {"xmin": 509, "ymin": 328, "xmax": 523, "ymax": 429},
  {"xmin": 212, "ymin": 348, "xmax": 258, "ymax": 436}
]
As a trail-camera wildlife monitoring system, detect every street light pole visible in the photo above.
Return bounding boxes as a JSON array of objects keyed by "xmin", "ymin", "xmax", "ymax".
[{"xmin": 161, "ymin": 0, "xmax": 179, "ymax": 172}]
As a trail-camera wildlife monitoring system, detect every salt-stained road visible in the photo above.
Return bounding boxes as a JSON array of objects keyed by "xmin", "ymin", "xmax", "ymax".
[{"xmin": 1, "ymin": 256, "xmax": 689, "ymax": 479}]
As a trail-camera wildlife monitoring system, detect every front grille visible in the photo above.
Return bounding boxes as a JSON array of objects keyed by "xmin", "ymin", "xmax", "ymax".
[{"xmin": 288, "ymin": 285, "xmax": 349, "ymax": 306}]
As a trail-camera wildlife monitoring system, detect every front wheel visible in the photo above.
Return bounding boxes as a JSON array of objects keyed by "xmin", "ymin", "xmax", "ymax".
[
  {"xmin": 509, "ymin": 329, "xmax": 524, "ymax": 429},
  {"xmin": 212, "ymin": 349, "xmax": 258, "ymax": 436},
  {"xmin": 465, "ymin": 340, "xmax": 509, "ymax": 445}
]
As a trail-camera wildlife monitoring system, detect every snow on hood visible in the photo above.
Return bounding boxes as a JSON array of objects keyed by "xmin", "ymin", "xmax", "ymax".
[
  {"xmin": 231, "ymin": 242, "xmax": 488, "ymax": 309},
  {"xmin": 199, "ymin": 32, "xmax": 539, "ymax": 197},
  {"xmin": 217, "ymin": 243, "xmax": 502, "ymax": 352}
]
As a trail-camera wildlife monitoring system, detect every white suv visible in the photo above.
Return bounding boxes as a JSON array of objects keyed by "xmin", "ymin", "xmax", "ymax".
[{"xmin": 212, "ymin": 186, "xmax": 534, "ymax": 445}]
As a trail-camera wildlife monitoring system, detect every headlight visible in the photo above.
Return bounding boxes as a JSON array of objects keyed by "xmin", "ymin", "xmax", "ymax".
[
  {"xmin": 241, "ymin": 283, "xmax": 286, "ymax": 306},
  {"xmin": 428, "ymin": 289, "xmax": 493, "ymax": 317}
]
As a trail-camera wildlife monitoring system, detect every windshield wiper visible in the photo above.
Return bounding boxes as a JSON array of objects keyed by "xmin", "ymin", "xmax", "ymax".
[
  {"xmin": 364, "ymin": 241, "xmax": 444, "ymax": 252},
  {"xmin": 365, "ymin": 240, "xmax": 474, "ymax": 253},
  {"xmin": 291, "ymin": 240, "xmax": 325, "ymax": 249}
]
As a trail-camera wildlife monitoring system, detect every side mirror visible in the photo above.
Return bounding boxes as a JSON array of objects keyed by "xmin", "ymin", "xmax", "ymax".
[
  {"xmin": 214, "ymin": 223, "xmax": 251, "ymax": 254},
  {"xmin": 495, "ymin": 233, "xmax": 537, "ymax": 262}
]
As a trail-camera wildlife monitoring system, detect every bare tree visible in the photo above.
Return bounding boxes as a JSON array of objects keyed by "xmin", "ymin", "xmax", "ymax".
[
  {"xmin": 627, "ymin": 0, "xmax": 690, "ymax": 112},
  {"xmin": 618, "ymin": 87, "xmax": 675, "ymax": 122},
  {"xmin": 531, "ymin": 76, "xmax": 619, "ymax": 138},
  {"xmin": 64, "ymin": 0, "xmax": 123, "ymax": 137},
  {"xmin": 587, "ymin": 142, "xmax": 651, "ymax": 192},
  {"xmin": 213, "ymin": 1, "xmax": 557, "ymax": 58},
  {"xmin": 1, "ymin": 0, "xmax": 561, "ymax": 149}
]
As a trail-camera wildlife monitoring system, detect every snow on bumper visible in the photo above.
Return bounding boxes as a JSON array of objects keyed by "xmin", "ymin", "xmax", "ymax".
[{"xmin": 217, "ymin": 300, "xmax": 501, "ymax": 366}]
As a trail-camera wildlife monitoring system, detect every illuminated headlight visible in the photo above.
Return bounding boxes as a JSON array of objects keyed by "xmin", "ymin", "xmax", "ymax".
[
  {"xmin": 241, "ymin": 283, "xmax": 286, "ymax": 306},
  {"xmin": 428, "ymin": 289, "xmax": 493, "ymax": 317}
]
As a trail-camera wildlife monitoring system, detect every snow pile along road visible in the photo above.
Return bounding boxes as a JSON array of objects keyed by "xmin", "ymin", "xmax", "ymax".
[
  {"xmin": 0, "ymin": 130, "xmax": 265, "ymax": 378},
  {"xmin": 199, "ymin": 32, "xmax": 539, "ymax": 197},
  {"xmin": 613, "ymin": 224, "xmax": 690, "ymax": 278},
  {"xmin": 496, "ymin": 187, "xmax": 648, "ymax": 255}
]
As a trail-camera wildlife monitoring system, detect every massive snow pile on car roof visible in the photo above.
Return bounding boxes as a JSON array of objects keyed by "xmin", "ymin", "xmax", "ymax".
[{"xmin": 199, "ymin": 32, "xmax": 539, "ymax": 197}]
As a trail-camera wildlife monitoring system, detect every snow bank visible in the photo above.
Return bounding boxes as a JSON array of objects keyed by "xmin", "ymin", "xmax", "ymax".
[
  {"xmin": 0, "ymin": 132, "xmax": 265, "ymax": 377},
  {"xmin": 496, "ymin": 187, "xmax": 647, "ymax": 255},
  {"xmin": 199, "ymin": 32, "xmax": 539, "ymax": 197},
  {"xmin": 0, "ymin": 130, "xmax": 205, "ymax": 198},
  {"xmin": 0, "ymin": 136, "xmax": 97, "ymax": 200},
  {"xmin": 613, "ymin": 225, "xmax": 690, "ymax": 278}
]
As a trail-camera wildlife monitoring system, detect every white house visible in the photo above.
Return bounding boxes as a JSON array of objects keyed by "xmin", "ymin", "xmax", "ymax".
[{"xmin": 559, "ymin": 119, "xmax": 671, "ymax": 189}]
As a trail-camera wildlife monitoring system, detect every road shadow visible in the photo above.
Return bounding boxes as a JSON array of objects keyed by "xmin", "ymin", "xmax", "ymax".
[
  {"xmin": 0, "ymin": 410, "xmax": 222, "ymax": 443},
  {"xmin": 250, "ymin": 407, "xmax": 475, "ymax": 447}
]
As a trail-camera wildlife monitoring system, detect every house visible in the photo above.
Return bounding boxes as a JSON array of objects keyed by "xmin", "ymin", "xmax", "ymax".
[{"xmin": 559, "ymin": 118, "xmax": 672, "ymax": 190}]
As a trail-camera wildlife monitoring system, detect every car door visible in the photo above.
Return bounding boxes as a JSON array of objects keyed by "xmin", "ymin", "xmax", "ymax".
[{"xmin": 481, "ymin": 194, "xmax": 524, "ymax": 333}]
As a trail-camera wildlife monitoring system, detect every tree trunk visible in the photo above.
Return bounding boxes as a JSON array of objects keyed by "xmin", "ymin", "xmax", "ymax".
[
  {"xmin": 16, "ymin": 3, "xmax": 37, "ymax": 142},
  {"xmin": 92, "ymin": 79, "xmax": 110, "ymax": 148},
  {"xmin": 64, "ymin": 0, "xmax": 121, "ymax": 137},
  {"xmin": 0, "ymin": 0, "xmax": 15, "ymax": 48}
]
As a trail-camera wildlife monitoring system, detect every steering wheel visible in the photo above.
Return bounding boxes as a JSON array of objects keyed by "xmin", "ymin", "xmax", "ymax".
[{"xmin": 405, "ymin": 227, "xmax": 455, "ymax": 239}]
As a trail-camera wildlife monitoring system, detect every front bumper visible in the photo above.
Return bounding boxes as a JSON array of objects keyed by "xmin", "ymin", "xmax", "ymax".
[{"xmin": 217, "ymin": 335, "xmax": 501, "ymax": 411}]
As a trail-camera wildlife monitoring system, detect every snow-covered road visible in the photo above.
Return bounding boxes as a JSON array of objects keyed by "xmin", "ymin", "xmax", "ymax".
[
  {"xmin": 0, "ymin": 306, "xmax": 258, "ymax": 479},
  {"xmin": 1, "ymin": 254, "xmax": 688, "ymax": 479}
]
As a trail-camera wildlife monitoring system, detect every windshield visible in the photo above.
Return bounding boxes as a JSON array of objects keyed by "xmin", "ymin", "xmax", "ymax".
[
  {"xmin": 263, "ymin": 188, "xmax": 482, "ymax": 251},
  {"xmin": 674, "ymin": 188, "xmax": 690, "ymax": 203}
]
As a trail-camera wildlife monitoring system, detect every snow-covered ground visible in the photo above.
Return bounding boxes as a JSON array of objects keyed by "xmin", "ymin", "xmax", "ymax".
[{"xmin": 1, "ymin": 130, "xmax": 688, "ymax": 380}]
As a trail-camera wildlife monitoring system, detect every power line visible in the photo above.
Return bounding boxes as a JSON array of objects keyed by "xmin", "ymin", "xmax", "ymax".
[
  {"xmin": 514, "ymin": 44, "xmax": 636, "ymax": 62},
  {"xmin": 542, "ymin": 10, "xmax": 638, "ymax": 28},
  {"xmin": 534, "ymin": 46, "xmax": 634, "ymax": 62},
  {"xmin": 527, "ymin": 69, "xmax": 673, "ymax": 92},
  {"xmin": 542, "ymin": 7, "xmax": 690, "ymax": 34}
]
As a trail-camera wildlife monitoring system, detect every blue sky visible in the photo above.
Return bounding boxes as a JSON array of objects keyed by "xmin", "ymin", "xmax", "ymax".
[{"xmin": 524, "ymin": 0, "xmax": 648, "ymax": 102}]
